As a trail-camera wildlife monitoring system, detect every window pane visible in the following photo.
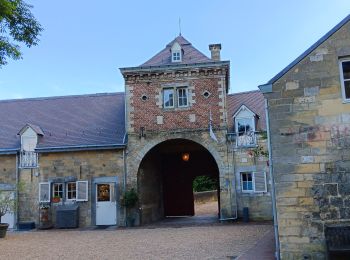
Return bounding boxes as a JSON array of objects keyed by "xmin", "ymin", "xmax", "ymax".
[
  {"xmin": 247, "ymin": 182, "xmax": 253, "ymax": 190},
  {"xmin": 178, "ymin": 88, "xmax": 188, "ymax": 107},
  {"xmin": 67, "ymin": 182, "xmax": 76, "ymax": 200},
  {"xmin": 237, "ymin": 118, "xmax": 253, "ymax": 135},
  {"xmin": 345, "ymin": 81, "xmax": 350, "ymax": 99},
  {"xmin": 342, "ymin": 61, "xmax": 350, "ymax": 80},
  {"xmin": 164, "ymin": 89, "xmax": 174, "ymax": 107},
  {"xmin": 247, "ymin": 173, "xmax": 252, "ymax": 181},
  {"xmin": 243, "ymin": 182, "xmax": 247, "ymax": 190}
]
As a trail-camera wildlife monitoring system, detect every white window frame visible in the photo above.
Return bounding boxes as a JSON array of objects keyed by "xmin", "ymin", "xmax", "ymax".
[
  {"xmin": 163, "ymin": 88, "xmax": 175, "ymax": 108},
  {"xmin": 235, "ymin": 117, "xmax": 255, "ymax": 136},
  {"xmin": 339, "ymin": 59, "xmax": 350, "ymax": 103},
  {"xmin": 52, "ymin": 183, "xmax": 64, "ymax": 198},
  {"xmin": 172, "ymin": 51, "xmax": 181, "ymax": 62},
  {"xmin": 39, "ymin": 182, "xmax": 51, "ymax": 203},
  {"xmin": 241, "ymin": 172, "xmax": 267, "ymax": 193},
  {"xmin": 241, "ymin": 172, "xmax": 253, "ymax": 192},
  {"xmin": 66, "ymin": 182, "xmax": 77, "ymax": 201},
  {"xmin": 177, "ymin": 87, "xmax": 188, "ymax": 107},
  {"xmin": 76, "ymin": 181, "xmax": 89, "ymax": 202}
]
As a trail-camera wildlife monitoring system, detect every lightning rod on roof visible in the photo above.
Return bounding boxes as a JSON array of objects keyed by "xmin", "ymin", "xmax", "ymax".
[{"xmin": 179, "ymin": 17, "xmax": 182, "ymax": 36}]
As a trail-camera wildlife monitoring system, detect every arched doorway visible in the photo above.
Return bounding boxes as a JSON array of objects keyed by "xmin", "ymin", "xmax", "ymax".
[{"xmin": 137, "ymin": 139, "xmax": 220, "ymax": 224}]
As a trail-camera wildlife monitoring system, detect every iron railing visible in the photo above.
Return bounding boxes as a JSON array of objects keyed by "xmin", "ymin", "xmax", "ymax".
[
  {"xmin": 20, "ymin": 151, "xmax": 38, "ymax": 168},
  {"xmin": 227, "ymin": 132, "xmax": 257, "ymax": 147}
]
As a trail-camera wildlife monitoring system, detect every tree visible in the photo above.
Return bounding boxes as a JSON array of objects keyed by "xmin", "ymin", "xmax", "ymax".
[{"xmin": 0, "ymin": 0, "xmax": 42, "ymax": 67}]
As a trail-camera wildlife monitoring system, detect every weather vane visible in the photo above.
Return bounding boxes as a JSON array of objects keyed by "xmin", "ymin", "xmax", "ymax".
[{"xmin": 179, "ymin": 17, "xmax": 182, "ymax": 36}]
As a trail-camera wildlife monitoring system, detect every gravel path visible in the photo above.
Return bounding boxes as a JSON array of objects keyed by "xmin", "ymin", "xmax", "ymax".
[{"xmin": 1, "ymin": 223, "xmax": 272, "ymax": 260}]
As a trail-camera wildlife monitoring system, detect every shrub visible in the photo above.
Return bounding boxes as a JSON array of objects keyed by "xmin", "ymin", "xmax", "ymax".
[{"xmin": 193, "ymin": 176, "xmax": 218, "ymax": 192}]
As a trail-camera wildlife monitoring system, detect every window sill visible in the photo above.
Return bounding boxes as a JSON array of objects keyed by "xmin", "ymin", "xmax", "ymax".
[{"xmin": 162, "ymin": 106, "xmax": 190, "ymax": 112}]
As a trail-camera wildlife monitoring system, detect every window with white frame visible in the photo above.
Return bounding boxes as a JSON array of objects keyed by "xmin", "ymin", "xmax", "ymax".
[
  {"xmin": 163, "ymin": 88, "xmax": 174, "ymax": 108},
  {"xmin": 340, "ymin": 59, "xmax": 350, "ymax": 101},
  {"xmin": 177, "ymin": 87, "xmax": 188, "ymax": 107},
  {"xmin": 171, "ymin": 42, "xmax": 182, "ymax": 62},
  {"xmin": 52, "ymin": 183, "xmax": 63, "ymax": 198},
  {"xmin": 66, "ymin": 182, "xmax": 77, "ymax": 200},
  {"xmin": 163, "ymin": 87, "xmax": 188, "ymax": 108},
  {"xmin": 236, "ymin": 118, "xmax": 255, "ymax": 136},
  {"xmin": 172, "ymin": 51, "xmax": 181, "ymax": 62},
  {"xmin": 39, "ymin": 181, "xmax": 88, "ymax": 203},
  {"xmin": 241, "ymin": 171, "xmax": 267, "ymax": 193}
]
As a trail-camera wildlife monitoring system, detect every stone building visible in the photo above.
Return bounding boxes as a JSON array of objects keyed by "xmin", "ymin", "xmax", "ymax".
[
  {"xmin": 259, "ymin": 14, "xmax": 350, "ymax": 259},
  {"xmin": 0, "ymin": 35, "xmax": 272, "ymax": 228}
]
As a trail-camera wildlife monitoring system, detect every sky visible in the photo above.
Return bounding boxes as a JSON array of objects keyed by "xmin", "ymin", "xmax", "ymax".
[{"xmin": 0, "ymin": 1, "xmax": 349, "ymax": 100}]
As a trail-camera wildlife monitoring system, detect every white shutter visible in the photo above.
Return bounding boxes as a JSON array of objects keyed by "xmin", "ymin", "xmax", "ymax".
[
  {"xmin": 39, "ymin": 182, "xmax": 50, "ymax": 202},
  {"xmin": 76, "ymin": 181, "xmax": 88, "ymax": 201},
  {"xmin": 253, "ymin": 172, "xmax": 267, "ymax": 193}
]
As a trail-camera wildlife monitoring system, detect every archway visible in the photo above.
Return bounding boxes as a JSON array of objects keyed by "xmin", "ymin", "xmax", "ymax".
[{"xmin": 137, "ymin": 139, "xmax": 220, "ymax": 224}]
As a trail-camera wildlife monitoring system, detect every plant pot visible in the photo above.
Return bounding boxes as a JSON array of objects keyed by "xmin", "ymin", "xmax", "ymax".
[
  {"xmin": 0, "ymin": 223, "xmax": 9, "ymax": 238},
  {"xmin": 52, "ymin": 197, "xmax": 60, "ymax": 203},
  {"xmin": 126, "ymin": 218, "xmax": 135, "ymax": 227}
]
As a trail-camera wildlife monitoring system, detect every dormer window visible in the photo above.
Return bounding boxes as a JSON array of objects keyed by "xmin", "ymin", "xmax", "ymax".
[
  {"xmin": 233, "ymin": 105, "xmax": 257, "ymax": 147},
  {"xmin": 171, "ymin": 42, "xmax": 182, "ymax": 62},
  {"xmin": 18, "ymin": 124, "xmax": 43, "ymax": 168}
]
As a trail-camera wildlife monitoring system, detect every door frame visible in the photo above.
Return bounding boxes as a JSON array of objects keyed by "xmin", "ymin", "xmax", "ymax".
[{"xmin": 91, "ymin": 177, "xmax": 119, "ymax": 226}]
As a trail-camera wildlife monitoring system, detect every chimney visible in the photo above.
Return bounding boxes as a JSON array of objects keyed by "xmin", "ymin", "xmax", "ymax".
[{"xmin": 209, "ymin": 44, "xmax": 221, "ymax": 61}]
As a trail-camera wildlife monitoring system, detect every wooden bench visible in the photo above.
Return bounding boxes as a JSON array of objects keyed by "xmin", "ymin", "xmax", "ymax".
[{"xmin": 325, "ymin": 225, "xmax": 350, "ymax": 259}]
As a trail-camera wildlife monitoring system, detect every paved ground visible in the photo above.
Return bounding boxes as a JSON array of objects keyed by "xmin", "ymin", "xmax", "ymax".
[
  {"xmin": 1, "ymin": 201, "xmax": 275, "ymax": 259},
  {"xmin": 2, "ymin": 222, "xmax": 273, "ymax": 260}
]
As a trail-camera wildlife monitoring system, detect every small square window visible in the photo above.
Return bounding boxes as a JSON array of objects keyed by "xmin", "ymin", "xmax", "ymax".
[
  {"xmin": 52, "ymin": 183, "xmax": 63, "ymax": 198},
  {"xmin": 66, "ymin": 182, "xmax": 77, "ymax": 200},
  {"xmin": 340, "ymin": 60, "xmax": 350, "ymax": 101},
  {"xmin": 241, "ymin": 172, "xmax": 253, "ymax": 192},
  {"xmin": 172, "ymin": 51, "xmax": 181, "ymax": 62}
]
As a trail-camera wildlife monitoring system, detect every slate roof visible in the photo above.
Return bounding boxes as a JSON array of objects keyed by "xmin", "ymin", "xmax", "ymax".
[
  {"xmin": 141, "ymin": 35, "xmax": 212, "ymax": 67},
  {"xmin": 0, "ymin": 93, "xmax": 125, "ymax": 153},
  {"xmin": 227, "ymin": 90, "xmax": 266, "ymax": 131},
  {"xmin": 260, "ymin": 14, "xmax": 350, "ymax": 89}
]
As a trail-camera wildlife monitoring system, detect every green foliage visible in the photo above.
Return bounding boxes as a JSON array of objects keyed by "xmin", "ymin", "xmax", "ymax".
[
  {"xmin": 193, "ymin": 176, "xmax": 218, "ymax": 192},
  {"xmin": 0, "ymin": 0, "xmax": 42, "ymax": 66},
  {"xmin": 249, "ymin": 145, "xmax": 269, "ymax": 157},
  {"xmin": 121, "ymin": 188, "xmax": 138, "ymax": 208}
]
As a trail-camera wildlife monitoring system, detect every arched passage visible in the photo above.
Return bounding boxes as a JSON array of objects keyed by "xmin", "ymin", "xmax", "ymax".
[{"xmin": 137, "ymin": 138, "xmax": 220, "ymax": 224}]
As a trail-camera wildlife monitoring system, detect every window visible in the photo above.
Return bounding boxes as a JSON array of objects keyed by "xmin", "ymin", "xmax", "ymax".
[
  {"xmin": 66, "ymin": 182, "xmax": 77, "ymax": 200},
  {"xmin": 235, "ymin": 118, "xmax": 256, "ymax": 147},
  {"xmin": 241, "ymin": 172, "xmax": 253, "ymax": 191},
  {"xmin": 52, "ymin": 183, "xmax": 63, "ymax": 198},
  {"xmin": 163, "ymin": 88, "xmax": 174, "ymax": 108},
  {"xmin": 172, "ymin": 51, "xmax": 181, "ymax": 62},
  {"xmin": 177, "ymin": 88, "xmax": 188, "ymax": 107},
  {"xmin": 241, "ymin": 172, "xmax": 267, "ymax": 193},
  {"xmin": 340, "ymin": 59, "xmax": 350, "ymax": 101},
  {"xmin": 163, "ymin": 87, "xmax": 188, "ymax": 108}
]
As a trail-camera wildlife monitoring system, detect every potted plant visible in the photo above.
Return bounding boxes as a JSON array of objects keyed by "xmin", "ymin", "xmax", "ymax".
[
  {"xmin": 0, "ymin": 190, "xmax": 16, "ymax": 238},
  {"xmin": 121, "ymin": 188, "xmax": 138, "ymax": 227},
  {"xmin": 52, "ymin": 196, "xmax": 61, "ymax": 203}
]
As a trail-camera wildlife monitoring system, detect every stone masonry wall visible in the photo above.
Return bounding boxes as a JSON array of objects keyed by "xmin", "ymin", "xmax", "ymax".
[
  {"xmin": 0, "ymin": 155, "xmax": 16, "ymax": 184},
  {"xmin": 265, "ymin": 20, "xmax": 350, "ymax": 259},
  {"xmin": 19, "ymin": 150, "xmax": 124, "ymax": 227}
]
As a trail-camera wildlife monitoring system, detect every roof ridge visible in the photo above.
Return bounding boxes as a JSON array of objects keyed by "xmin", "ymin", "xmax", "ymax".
[
  {"xmin": 228, "ymin": 89, "xmax": 261, "ymax": 96},
  {"xmin": 0, "ymin": 92, "xmax": 125, "ymax": 103}
]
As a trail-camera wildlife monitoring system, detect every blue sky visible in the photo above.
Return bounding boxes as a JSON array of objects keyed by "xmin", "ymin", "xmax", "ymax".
[{"xmin": 0, "ymin": 1, "xmax": 349, "ymax": 100}]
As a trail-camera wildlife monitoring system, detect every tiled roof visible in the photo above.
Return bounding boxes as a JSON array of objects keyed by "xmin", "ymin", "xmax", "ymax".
[
  {"xmin": 0, "ymin": 93, "xmax": 125, "ymax": 152},
  {"xmin": 227, "ymin": 90, "xmax": 266, "ymax": 131},
  {"xmin": 141, "ymin": 35, "xmax": 211, "ymax": 67}
]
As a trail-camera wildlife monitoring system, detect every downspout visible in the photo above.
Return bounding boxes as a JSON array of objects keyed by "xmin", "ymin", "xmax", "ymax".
[
  {"xmin": 122, "ymin": 147, "xmax": 127, "ymax": 227},
  {"xmin": 15, "ymin": 153, "xmax": 19, "ymax": 230},
  {"xmin": 265, "ymin": 99, "xmax": 280, "ymax": 260}
]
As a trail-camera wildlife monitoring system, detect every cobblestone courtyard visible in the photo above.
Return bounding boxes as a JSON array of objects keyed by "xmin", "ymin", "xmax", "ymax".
[{"xmin": 1, "ymin": 223, "xmax": 272, "ymax": 260}]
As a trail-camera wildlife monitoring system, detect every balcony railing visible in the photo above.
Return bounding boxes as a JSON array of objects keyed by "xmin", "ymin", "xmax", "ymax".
[
  {"xmin": 20, "ymin": 151, "xmax": 38, "ymax": 168},
  {"xmin": 227, "ymin": 131, "xmax": 257, "ymax": 147}
]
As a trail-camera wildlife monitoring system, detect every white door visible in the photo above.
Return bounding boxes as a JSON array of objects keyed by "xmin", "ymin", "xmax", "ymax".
[
  {"xmin": 1, "ymin": 191, "xmax": 15, "ymax": 228},
  {"xmin": 96, "ymin": 183, "xmax": 117, "ymax": 225}
]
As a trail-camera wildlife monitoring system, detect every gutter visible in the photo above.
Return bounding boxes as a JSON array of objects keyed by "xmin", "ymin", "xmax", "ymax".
[
  {"xmin": 35, "ymin": 143, "xmax": 126, "ymax": 153},
  {"xmin": 15, "ymin": 153, "xmax": 19, "ymax": 230},
  {"xmin": 265, "ymin": 99, "xmax": 280, "ymax": 260},
  {"xmin": 0, "ymin": 149, "xmax": 19, "ymax": 155},
  {"xmin": 120, "ymin": 60, "xmax": 230, "ymax": 73}
]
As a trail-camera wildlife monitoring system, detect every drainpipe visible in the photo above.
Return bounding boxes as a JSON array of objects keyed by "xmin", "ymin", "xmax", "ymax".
[
  {"xmin": 265, "ymin": 99, "xmax": 280, "ymax": 260},
  {"xmin": 122, "ymin": 148, "xmax": 127, "ymax": 226},
  {"xmin": 15, "ymin": 153, "xmax": 19, "ymax": 230}
]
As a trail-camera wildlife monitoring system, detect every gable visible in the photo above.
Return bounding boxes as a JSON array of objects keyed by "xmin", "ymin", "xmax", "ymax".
[{"xmin": 233, "ymin": 105, "xmax": 256, "ymax": 119}]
